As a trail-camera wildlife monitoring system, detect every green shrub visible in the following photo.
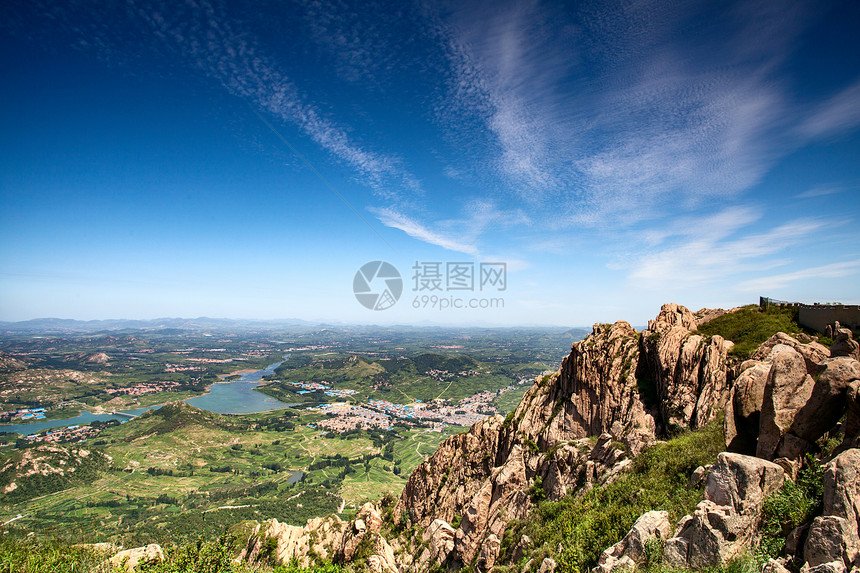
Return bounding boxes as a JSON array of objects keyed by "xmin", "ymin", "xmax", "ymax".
[
  {"xmin": 501, "ymin": 416, "xmax": 724, "ymax": 572},
  {"xmin": 759, "ymin": 456, "xmax": 824, "ymax": 558},
  {"xmin": 697, "ymin": 305, "xmax": 809, "ymax": 359}
]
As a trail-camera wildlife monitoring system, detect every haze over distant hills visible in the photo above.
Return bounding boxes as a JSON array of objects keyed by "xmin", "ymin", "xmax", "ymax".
[{"xmin": 0, "ymin": 317, "xmax": 588, "ymax": 334}]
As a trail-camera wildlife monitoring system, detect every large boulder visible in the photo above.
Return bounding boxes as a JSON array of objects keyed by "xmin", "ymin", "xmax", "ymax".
[
  {"xmin": 752, "ymin": 332, "xmax": 830, "ymax": 374},
  {"xmin": 803, "ymin": 516, "xmax": 860, "ymax": 569},
  {"xmin": 725, "ymin": 360, "xmax": 770, "ymax": 453},
  {"xmin": 664, "ymin": 453, "xmax": 785, "ymax": 568},
  {"xmin": 705, "ymin": 452, "xmax": 786, "ymax": 514},
  {"xmin": 831, "ymin": 329, "xmax": 860, "ymax": 361},
  {"xmin": 108, "ymin": 544, "xmax": 164, "ymax": 571},
  {"xmin": 757, "ymin": 345, "xmax": 818, "ymax": 460},
  {"xmin": 785, "ymin": 359, "xmax": 860, "ymax": 456},
  {"xmin": 595, "ymin": 510, "xmax": 671, "ymax": 572},
  {"xmin": 823, "ymin": 449, "xmax": 860, "ymax": 538}
]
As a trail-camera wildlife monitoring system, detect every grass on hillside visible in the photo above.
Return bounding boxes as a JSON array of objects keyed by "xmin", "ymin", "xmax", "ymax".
[
  {"xmin": 697, "ymin": 305, "xmax": 829, "ymax": 358},
  {"xmin": 0, "ymin": 535, "xmax": 345, "ymax": 573},
  {"xmin": 499, "ymin": 415, "xmax": 725, "ymax": 572}
]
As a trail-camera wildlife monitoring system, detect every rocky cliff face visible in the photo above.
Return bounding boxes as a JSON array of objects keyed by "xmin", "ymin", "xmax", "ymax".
[
  {"xmin": 241, "ymin": 303, "xmax": 860, "ymax": 572},
  {"xmin": 386, "ymin": 303, "xmax": 734, "ymax": 570}
]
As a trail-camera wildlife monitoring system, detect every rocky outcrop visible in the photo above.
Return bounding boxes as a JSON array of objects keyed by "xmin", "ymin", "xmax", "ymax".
[
  {"xmin": 663, "ymin": 453, "xmax": 785, "ymax": 568},
  {"xmin": 723, "ymin": 332, "xmax": 860, "ymax": 461},
  {"xmin": 831, "ymin": 329, "xmax": 860, "ymax": 361},
  {"xmin": 252, "ymin": 304, "xmax": 856, "ymax": 573},
  {"xmin": 594, "ymin": 511, "xmax": 671, "ymax": 573},
  {"xmin": 389, "ymin": 303, "xmax": 732, "ymax": 570},
  {"xmin": 725, "ymin": 360, "xmax": 770, "ymax": 453},
  {"xmin": 641, "ymin": 303, "xmax": 733, "ymax": 431},
  {"xmin": 108, "ymin": 544, "xmax": 164, "ymax": 571},
  {"xmin": 751, "ymin": 332, "xmax": 830, "ymax": 373}
]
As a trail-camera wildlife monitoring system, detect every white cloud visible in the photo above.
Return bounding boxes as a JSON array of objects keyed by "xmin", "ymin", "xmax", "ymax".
[
  {"xmin": 122, "ymin": 0, "xmax": 423, "ymax": 202},
  {"xmin": 738, "ymin": 260, "xmax": 860, "ymax": 292},
  {"xmin": 372, "ymin": 208, "xmax": 479, "ymax": 255},
  {"xmin": 372, "ymin": 199, "xmax": 530, "ymax": 255},
  {"xmin": 625, "ymin": 210, "xmax": 825, "ymax": 289},
  {"xmin": 796, "ymin": 186, "xmax": 845, "ymax": 199},
  {"xmin": 799, "ymin": 78, "xmax": 860, "ymax": 139}
]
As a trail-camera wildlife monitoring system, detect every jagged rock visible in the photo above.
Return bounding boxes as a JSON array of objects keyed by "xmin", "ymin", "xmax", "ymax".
[
  {"xmin": 512, "ymin": 535, "xmax": 532, "ymax": 564},
  {"xmin": 537, "ymin": 556, "xmax": 558, "ymax": 573},
  {"xmin": 667, "ymin": 453, "xmax": 785, "ymax": 568},
  {"xmin": 824, "ymin": 450, "xmax": 860, "ymax": 537},
  {"xmin": 705, "ymin": 452, "xmax": 786, "ymax": 514},
  {"xmin": 757, "ymin": 345, "xmax": 818, "ymax": 460},
  {"xmin": 803, "ymin": 562, "xmax": 848, "ymax": 573},
  {"xmin": 245, "ymin": 515, "xmax": 347, "ymax": 566},
  {"xmin": 516, "ymin": 319, "xmax": 652, "ymax": 449},
  {"xmin": 477, "ymin": 534, "xmax": 501, "ymax": 570},
  {"xmin": 367, "ymin": 535, "xmax": 398, "ymax": 573},
  {"xmin": 831, "ymin": 329, "xmax": 860, "ymax": 361},
  {"xmin": 595, "ymin": 510, "xmax": 671, "ymax": 572},
  {"xmin": 725, "ymin": 361, "xmax": 770, "ymax": 453},
  {"xmin": 752, "ymin": 332, "xmax": 830, "ymax": 374},
  {"xmin": 423, "ymin": 519, "xmax": 456, "ymax": 564},
  {"xmin": 453, "ymin": 445, "xmax": 531, "ymax": 565},
  {"xmin": 641, "ymin": 303, "xmax": 732, "ymax": 430},
  {"xmin": 764, "ymin": 558, "xmax": 793, "ymax": 573},
  {"xmin": 689, "ymin": 465, "xmax": 710, "ymax": 488},
  {"xmin": 108, "ymin": 544, "xmax": 164, "ymax": 571},
  {"xmin": 803, "ymin": 516, "xmax": 859, "ymax": 569},
  {"xmin": 395, "ymin": 415, "xmax": 503, "ymax": 530}
]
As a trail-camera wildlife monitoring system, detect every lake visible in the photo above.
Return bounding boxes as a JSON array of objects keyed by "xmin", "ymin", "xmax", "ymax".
[
  {"xmin": 0, "ymin": 406, "xmax": 159, "ymax": 436},
  {"xmin": 0, "ymin": 359, "xmax": 295, "ymax": 435},
  {"xmin": 185, "ymin": 358, "xmax": 296, "ymax": 414}
]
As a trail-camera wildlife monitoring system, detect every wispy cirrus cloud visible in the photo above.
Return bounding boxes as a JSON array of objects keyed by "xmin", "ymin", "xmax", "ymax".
[
  {"xmin": 130, "ymin": 0, "xmax": 422, "ymax": 201},
  {"xmin": 373, "ymin": 199, "xmax": 530, "ymax": 256},
  {"xmin": 799, "ymin": 78, "xmax": 860, "ymax": 140},
  {"xmin": 738, "ymin": 260, "xmax": 860, "ymax": 292},
  {"xmin": 8, "ymin": 0, "xmax": 422, "ymax": 203},
  {"xmin": 622, "ymin": 208, "xmax": 826, "ymax": 289},
  {"xmin": 424, "ymin": 0, "xmax": 829, "ymax": 227},
  {"xmin": 796, "ymin": 186, "xmax": 846, "ymax": 199},
  {"xmin": 372, "ymin": 208, "xmax": 480, "ymax": 255}
]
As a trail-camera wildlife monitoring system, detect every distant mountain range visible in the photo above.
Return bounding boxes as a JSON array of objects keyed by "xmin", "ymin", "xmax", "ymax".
[
  {"xmin": 0, "ymin": 317, "xmax": 588, "ymax": 334},
  {"xmin": 0, "ymin": 317, "xmax": 318, "ymax": 333}
]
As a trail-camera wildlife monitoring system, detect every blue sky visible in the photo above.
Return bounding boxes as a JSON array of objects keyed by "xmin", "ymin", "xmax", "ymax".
[{"xmin": 1, "ymin": 0, "xmax": 859, "ymax": 327}]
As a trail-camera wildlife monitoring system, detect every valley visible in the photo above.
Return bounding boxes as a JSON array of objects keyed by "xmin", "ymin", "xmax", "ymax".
[{"xmin": 0, "ymin": 322, "xmax": 581, "ymax": 549}]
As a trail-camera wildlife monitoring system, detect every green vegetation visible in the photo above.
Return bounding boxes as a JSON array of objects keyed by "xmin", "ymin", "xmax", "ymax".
[
  {"xmin": 697, "ymin": 305, "xmax": 821, "ymax": 358},
  {"xmin": 0, "ymin": 535, "xmax": 345, "ymax": 573},
  {"xmin": 500, "ymin": 416, "xmax": 725, "ymax": 572},
  {"xmin": 759, "ymin": 456, "xmax": 824, "ymax": 558},
  {"xmin": 0, "ymin": 402, "xmax": 455, "ymax": 547}
]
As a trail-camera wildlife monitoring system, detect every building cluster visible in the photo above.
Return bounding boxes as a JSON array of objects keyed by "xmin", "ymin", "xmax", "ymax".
[
  {"xmin": 24, "ymin": 424, "xmax": 100, "ymax": 444},
  {"xmin": 0, "ymin": 407, "xmax": 48, "ymax": 422},
  {"xmin": 286, "ymin": 380, "xmax": 358, "ymax": 398},
  {"xmin": 104, "ymin": 380, "xmax": 181, "ymax": 396},
  {"xmin": 315, "ymin": 403, "xmax": 392, "ymax": 431}
]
